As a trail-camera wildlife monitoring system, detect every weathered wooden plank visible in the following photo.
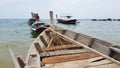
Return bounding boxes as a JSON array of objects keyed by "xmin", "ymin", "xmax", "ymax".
[
  {"xmin": 34, "ymin": 43, "xmax": 43, "ymax": 53},
  {"xmin": 27, "ymin": 54, "xmax": 41, "ymax": 68},
  {"xmin": 39, "ymin": 35, "xmax": 48, "ymax": 47},
  {"xmin": 59, "ymin": 37, "xmax": 72, "ymax": 45},
  {"xmin": 43, "ymin": 31, "xmax": 51, "ymax": 43},
  {"xmin": 42, "ymin": 52, "xmax": 100, "ymax": 64},
  {"xmin": 76, "ymin": 33, "xmax": 92, "ymax": 46},
  {"xmin": 92, "ymin": 38, "xmax": 112, "ymax": 46},
  {"xmin": 87, "ymin": 57, "xmax": 104, "ymax": 62},
  {"xmin": 28, "ymin": 54, "xmax": 37, "ymax": 65},
  {"xmin": 64, "ymin": 30, "xmax": 77, "ymax": 39},
  {"xmin": 43, "ymin": 60, "xmax": 90, "ymax": 68},
  {"xmin": 45, "ymin": 30, "xmax": 51, "ymax": 39},
  {"xmin": 43, "ymin": 57, "xmax": 108, "ymax": 68},
  {"xmin": 55, "ymin": 29, "xmax": 66, "ymax": 34},
  {"xmin": 44, "ymin": 44, "xmax": 83, "ymax": 51},
  {"xmin": 43, "ymin": 57, "xmax": 105, "ymax": 68},
  {"xmin": 25, "ymin": 43, "xmax": 42, "ymax": 68},
  {"xmin": 17, "ymin": 57, "xmax": 26, "ymax": 68},
  {"xmin": 47, "ymin": 38, "xmax": 53, "ymax": 47},
  {"xmin": 91, "ymin": 38, "xmax": 112, "ymax": 55},
  {"xmin": 74, "ymin": 33, "xmax": 79, "ymax": 40},
  {"xmin": 88, "ymin": 63, "xmax": 120, "ymax": 68},
  {"xmin": 88, "ymin": 38, "xmax": 95, "ymax": 47},
  {"xmin": 40, "ymin": 49, "xmax": 89, "ymax": 57},
  {"xmin": 87, "ymin": 59, "xmax": 112, "ymax": 67}
]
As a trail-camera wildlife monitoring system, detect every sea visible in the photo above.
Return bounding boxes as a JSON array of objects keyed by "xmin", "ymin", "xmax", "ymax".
[{"xmin": 0, "ymin": 19, "xmax": 120, "ymax": 68}]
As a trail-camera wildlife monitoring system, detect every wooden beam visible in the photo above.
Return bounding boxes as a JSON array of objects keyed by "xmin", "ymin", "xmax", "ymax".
[
  {"xmin": 74, "ymin": 33, "xmax": 79, "ymax": 40},
  {"xmin": 45, "ymin": 30, "xmax": 51, "ymax": 39},
  {"xmin": 47, "ymin": 38, "xmax": 53, "ymax": 47},
  {"xmin": 88, "ymin": 38, "xmax": 95, "ymax": 47},
  {"xmin": 34, "ymin": 43, "xmax": 43, "ymax": 53},
  {"xmin": 42, "ymin": 52, "xmax": 100, "ymax": 64},
  {"xmin": 44, "ymin": 44, "xmax": 83, "ymax": 51},
  {"xmin": 87, "ymin": 59, "xmax": 112, "ymax": 67},
  {"xmin": 17, "ymin": 57, "xmax": 26, "ymax": 68},
  {"xmin": 40, "ymin": 49, "xmax": 89, "ymax": 57},
  {"xmin": 39, "ymin": 35, "xmax": 48, "ymax": 47}
]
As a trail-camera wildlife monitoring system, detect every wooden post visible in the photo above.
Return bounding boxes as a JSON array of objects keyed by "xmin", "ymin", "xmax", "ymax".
[
  {"xmin": 49, "ymin": 11, "xmax": 55, "ymax": 29},
  {"xmin": 7, "ymin": 45, "xmax": 20, "ymax": 68}
]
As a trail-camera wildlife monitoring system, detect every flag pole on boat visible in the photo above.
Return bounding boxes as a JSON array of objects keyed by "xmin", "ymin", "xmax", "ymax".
[{"xmin": 49, "ymin": 11, "xmax": 55, "ymax": 30}]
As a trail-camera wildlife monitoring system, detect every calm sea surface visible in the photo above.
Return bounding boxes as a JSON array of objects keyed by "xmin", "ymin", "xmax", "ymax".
[{"xmin": 0, "ymin": 19, "xmax": 120, "ymax": 68}]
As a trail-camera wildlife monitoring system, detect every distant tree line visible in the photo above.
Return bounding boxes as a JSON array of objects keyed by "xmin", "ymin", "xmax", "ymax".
[{"xmin": 92, "ymin": 18, "xmax": 120, "ymax": 21}]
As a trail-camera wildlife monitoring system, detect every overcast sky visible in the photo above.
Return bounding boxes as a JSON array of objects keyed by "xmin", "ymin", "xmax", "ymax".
[{"xmin": 0, "ymin": 0, "xmax": 120, "ymax": 19}]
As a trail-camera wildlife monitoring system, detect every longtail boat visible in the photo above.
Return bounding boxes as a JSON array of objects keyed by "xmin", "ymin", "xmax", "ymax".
[
  {"xmin": 9, "ymin": 28, "xmax": 120, "ymax": 68},
  {"xmin": 8, "ymin": 11, "xmax": 120, "ymax": 68},
  {"xmin": 56, "ymin": 15, "xmax": 77, "ymax": 24},
  {"xmin": 27, "ymin": 12, "xmax": 50, "ymax": 38}
]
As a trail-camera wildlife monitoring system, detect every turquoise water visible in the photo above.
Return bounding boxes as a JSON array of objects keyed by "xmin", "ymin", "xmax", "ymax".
[{"xmin": 0, "ymin": 19, "xmax": 120, "ymax": 68}]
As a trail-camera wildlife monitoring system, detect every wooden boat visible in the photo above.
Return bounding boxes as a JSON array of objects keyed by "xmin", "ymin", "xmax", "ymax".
[
  {"xmin": 57, "ymin": 19, "xmax": 77, "ymax": 24},
  {"xmin": 27, "ymin": 12, "xmax": 50, "ymax": 38},
  {"xmin": 27, "ymin": 18, "xmax": 36, "ymax": 26},
  {"xmin": 8, "ymin": 11, "xmax": 120, "ymax": 68},
  {"xmin": 9, "ymin": 28, "xmax": 120, "ymax": 68},
  {"xmin": 56, "ymin": 15, "xmax": 77, "ymax": 24}
]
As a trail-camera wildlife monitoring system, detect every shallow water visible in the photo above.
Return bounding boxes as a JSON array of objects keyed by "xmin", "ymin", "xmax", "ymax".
[
  {"xmin": 0, "ymin": 19, "xmax": 34, "ymax": 68},
  {"xmin": 0, "ymin": 19, "xmax": 120, "ymax": 68}
]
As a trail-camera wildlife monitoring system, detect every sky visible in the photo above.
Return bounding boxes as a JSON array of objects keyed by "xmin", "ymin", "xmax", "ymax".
[{"xmin": 0, "ymin": 0, "xmax": 120, "ymax": 19}]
